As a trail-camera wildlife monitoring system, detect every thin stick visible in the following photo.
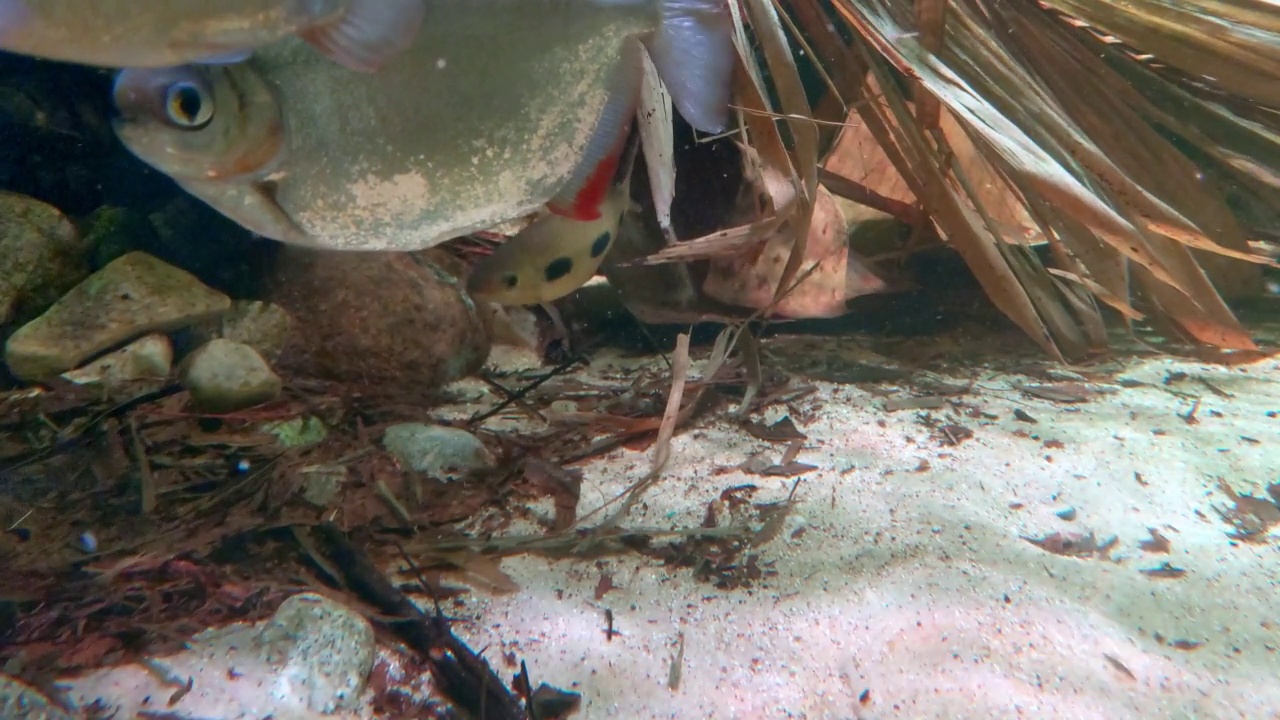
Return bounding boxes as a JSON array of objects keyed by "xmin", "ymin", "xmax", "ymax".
[{"xmin": 129, "ymin": 416, "xmax": 155, "ymax": 515}]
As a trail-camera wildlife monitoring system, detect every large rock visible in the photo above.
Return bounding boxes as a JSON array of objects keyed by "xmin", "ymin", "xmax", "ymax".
[
  {"xmin": 180, "ymin": 339, "xmax": 282, "ymax": 414},
  {"xmin": 0, "ymin": 191, "xmax": 91, "ymax": 326},
  {"xmin": 264, "ymin": 248, "xmax": 490, "ymax": 391},
  {"xmin": 4, "ymin": 251, "xmax": 230, "ymax": 381}
]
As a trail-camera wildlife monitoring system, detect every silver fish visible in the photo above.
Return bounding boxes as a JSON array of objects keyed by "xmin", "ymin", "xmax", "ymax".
[
  {"xmin": 110, "ymin": 0, "xmax": 735, "ymax": 252},
  {"xmin": 0, "ymin": 0, "xmax": 425, "ymax": 71}
]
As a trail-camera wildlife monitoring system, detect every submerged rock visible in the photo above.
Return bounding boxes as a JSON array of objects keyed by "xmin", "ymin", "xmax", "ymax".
[
  {"xmin": 187, "ymin": 299, "xmax": 293, "ymax": 363},
  {"xmin": 4, "ymin": 251, "xmax": 230, "ymax": 381},
  {"xmin": 265, "ymin": 247, "xmax": 490, "ymax": 392},
  {"xmin": 180, "ymin": 338, "xmax": 281, "ymax": 414},
  {"xmin": 61, "ymin": 332, "xmax": 171, "ymax": 393},
  {"xmin": 258, "ymin": 593, "xmax": 376, "ymax": 714},
  {"xmin": 0, "ymin": 191, "xmax": 91, "ymax": 327},
  {"xmin": 382, "ymin": 423, "xmax": 496, "ymax": 481}
]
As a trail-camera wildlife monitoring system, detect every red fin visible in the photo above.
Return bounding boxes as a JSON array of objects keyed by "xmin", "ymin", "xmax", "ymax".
[{"xmin": 546, "ymin": 141, "xmax": 624, "ymax": 222}]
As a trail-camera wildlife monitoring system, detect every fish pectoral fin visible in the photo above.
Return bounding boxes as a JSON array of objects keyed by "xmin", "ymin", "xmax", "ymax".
[
  {"xmin": 176, "ymin": 177, "xmax": 311, "ymax": 247},
  {"xmin": 645, "ymin": 0, "xmax": 737, "ymax": 134},
  {"xmin": 298, "ymin": 0, "xmax": 426, "ymax": 72}
]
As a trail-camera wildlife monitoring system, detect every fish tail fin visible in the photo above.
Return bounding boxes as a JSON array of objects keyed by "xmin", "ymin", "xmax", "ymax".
[
  {"xmin": 644, "ymin": 0, "xmax": 736, "ymax": 134},
  {"xmin": 298, "ymin": 0, "xmax": 425, "ymax": 72},
  {"xmin": 547, "ymin": 39, "xmax": 646, "ymax": 222}
]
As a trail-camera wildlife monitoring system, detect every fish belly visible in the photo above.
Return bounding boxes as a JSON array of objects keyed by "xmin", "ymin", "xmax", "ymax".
[{"xmin": 264, "ymin": 4, "xmax": 655, "ymax": 251}]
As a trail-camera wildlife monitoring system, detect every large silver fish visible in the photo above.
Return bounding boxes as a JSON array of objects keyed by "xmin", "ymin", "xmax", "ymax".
[
  {"xmin": 109, "ymin": 0, "xmax": 735, "ymax": 252},
  {"xmin": 0, "ymin": 0, "xmax": 425, "ymax": 71}
]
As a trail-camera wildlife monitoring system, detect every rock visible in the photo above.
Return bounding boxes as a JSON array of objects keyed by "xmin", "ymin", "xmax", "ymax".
[
  {"xmin": 382, "ymin": 423, "xmax": 495, "ymax": 480},
  {"xmin": 61, "ymin": 333, "xmax": 172, "ymax": 393},
  {"xmin": 0, "ymin": 191, "xmax": 91, "ymax": 327},
  {"xmin": 299, "ymin": 464, "xmax": 348, "ymax": 507},
  {"xmin": 260, "ymin": 416, "xmax": 328, "ymax": 448},
  {"xmin": 218, "ymin": 301, "xmax": 292, "ymax": 361},
  {"xmin": 188, "ymin": 300, "xmax": 293, "ymax": 363},
  {"xmin": 4, "ymin": 251, "xmax": 230, "ymax": 382},
  {"xmin": 264, "ymin": 247, "xmax": 490, "ymax": 392},
  {"xmin": 257, "ymin": 593, "xmax": 375, "ymax": 713},
  {"xmin": 0, "ymin": 673, "xmax": 75, "ymax": 720},
  {"xmin": 180, "ymin": 339, "xmax": 281, "ymax": 414}
]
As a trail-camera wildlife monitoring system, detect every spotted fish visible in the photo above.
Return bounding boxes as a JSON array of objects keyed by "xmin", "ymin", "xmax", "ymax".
[{"xmin": 466, "ymin": 135, "xmax": 637, "ymax": 306}]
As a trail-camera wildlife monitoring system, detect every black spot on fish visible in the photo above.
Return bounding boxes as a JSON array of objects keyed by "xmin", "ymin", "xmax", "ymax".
[
  {"xmin": 544, "ymin": 257, "xmax": 574, "ymax": 283},
  {"xmin": 589, "ymin": 231, "xmax": 612, "ymax": 259},
  {"xmin": 502, "ymin": 273, "xmax": 519, "ymax": 289}
]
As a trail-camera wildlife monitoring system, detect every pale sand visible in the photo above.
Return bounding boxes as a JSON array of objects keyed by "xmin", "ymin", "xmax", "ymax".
[{"xmin": 65, "ymin": 342, "xmax": 1280, "ymax": 719}]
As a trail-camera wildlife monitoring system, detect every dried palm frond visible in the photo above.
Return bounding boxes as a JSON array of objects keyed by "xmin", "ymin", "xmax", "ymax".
[{"xmin": 766, "ymin": 0, "xmax": 1280, "ymax": 360}]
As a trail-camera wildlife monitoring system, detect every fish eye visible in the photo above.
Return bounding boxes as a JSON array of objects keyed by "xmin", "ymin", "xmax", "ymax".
[
  {"xmin": 164, "ymin": 80, "xmax": 213, "ymax": 129},
  {"xmin": 502, "ymin": 273, "xmax": 519, "ymax": 289}
]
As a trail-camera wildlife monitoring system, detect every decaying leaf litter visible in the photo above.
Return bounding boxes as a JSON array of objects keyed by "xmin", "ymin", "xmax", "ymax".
[{"xmin": 4, "ymin": 0, "xmax": 1280, "ymax": 716}]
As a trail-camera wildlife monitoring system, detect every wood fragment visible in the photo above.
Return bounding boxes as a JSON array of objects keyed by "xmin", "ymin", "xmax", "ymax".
[
  {"xmin": 129, "ymin": 416, "xmax": 155, "ymax": 515},
  {"xmin": 1139, "ymin": 562, "xmax": 1186, "ymax": 579},
  {"xmin": 1103, "ymin": 653, "xmax": 1136, "ymax": 681},
  {"xmin": 668, "ymin": 633, "xmax": 686, "ymax": 691},
  {"xmin": 884, "ymin": 395, "xmax": 947, "ymax": 412},
  {"xmin": 308, "ymin": 523, "xmax": 525, "ymax": 720},
  {"xmin": 1138, "ymin": 528, "xmax": 1171, "ymax": 553}
]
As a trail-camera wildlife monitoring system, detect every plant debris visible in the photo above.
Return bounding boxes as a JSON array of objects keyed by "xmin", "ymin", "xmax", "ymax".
[
  {"xmin": 1213, "ymin": 478, "xmax": 1280, "ymax": 543},
  {"xmin": 1139, "ymin": 562, "xmax": 1186, "ymax": 579},
  {"xmin": 1016, "ymin": 382, "xmax": 1099, "ymax": 403},
  {"xmin": 1138, "ymin": 528, "xmax": 1172, "ymax": 553},
  {"xmin": 741, "ymin": 416, "xmax": 806, "ymax": 442},
  {"xmin": 1023, "ymin": 531, "xmax": 1118, "ymax": 558},
  {"xmin": 1103, "ymin": 653, "xmax": 1136, "ymax": 681}
]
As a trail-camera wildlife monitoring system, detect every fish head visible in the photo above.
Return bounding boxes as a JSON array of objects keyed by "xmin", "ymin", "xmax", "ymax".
[
  {"xmin": 112, "ymin": 63, "xmax": 309, "ymax": 245},
  {"xmin": 112, "ymin": 63, "xmax": 284, "ymax": 181}
]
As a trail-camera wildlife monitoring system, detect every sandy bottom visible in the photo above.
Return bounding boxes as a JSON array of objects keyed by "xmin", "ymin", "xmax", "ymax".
[
  {"xmin": 66, "ymin": 338, "xmax": 1280, "ymax": 720},
  {"xmin": 436, "ymin": 343, "xmax": 1280, "ymax": 720}
]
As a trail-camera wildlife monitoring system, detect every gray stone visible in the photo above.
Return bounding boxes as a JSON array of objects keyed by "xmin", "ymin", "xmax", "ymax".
[
  {"xmin": 0, "ymin": 191, "xmax": 91, "ymax": 327},
  {"xmin": 181, "ymin": 339, "xmax": 281, "ymax": 414},
  {"xmin": 382, "ymin": 423, "xmax": 496, "ymax": 480},
  {"xmin": 300, "ymin": 464, "xmax": 348, "ymax": 508},
  {"xmin": 190, "ymin": 300, "xmax": 293, "ymax": 363},
  {"xmin": 256, "ymin": 593, "xmax": 375, "ymax": 714},
  {"xmin": 4, "ymin": 251, "xmax": 230, "ymax": 381},
  {"xmin": 0, "ymin": 674, "xmax": 75, "ymax": 720},
  {"xmin": 61, "ymin": 333, "xmax": 172, "ymax": 393}
]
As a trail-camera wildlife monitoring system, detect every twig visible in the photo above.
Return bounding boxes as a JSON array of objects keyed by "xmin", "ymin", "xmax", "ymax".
[
  {"xmin": 818, "ymin": 166, "xmax": 924, "ymax": 225},
  {"xmin": 598, "ymin": 333, "xmax": 692, "ymax": 527},
  {"xmin": 309, "ymin": 523, "xmax": 525, "ymax": 720},
  {"xmin": 469, "ymin": 356, "xmax": 580, "ymax": 424},
  {"xmin": 129, "ymin": 416, "xmax": 156, "ymax": 515}
]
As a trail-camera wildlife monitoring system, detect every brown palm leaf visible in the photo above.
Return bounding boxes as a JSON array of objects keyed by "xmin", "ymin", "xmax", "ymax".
[{"xmin": 761, "ymin": 0, "xmax": 1279, "ymax": 359}]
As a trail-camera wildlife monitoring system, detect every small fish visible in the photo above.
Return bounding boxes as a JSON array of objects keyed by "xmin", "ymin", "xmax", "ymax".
[
  {"xmin": 467, "ymin": 125, "xmax": 641, "ymax": 306},
  {"xmin": 0, "ymin": 0, "xmax": 425, "ymax": 72},
  {"xmin": 467, "ymin": 171, "xmax": 634, "ymax": 307},
  {"xmin": 111, "ymin": 0, "xmax": 735, "ymax": 252}
]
